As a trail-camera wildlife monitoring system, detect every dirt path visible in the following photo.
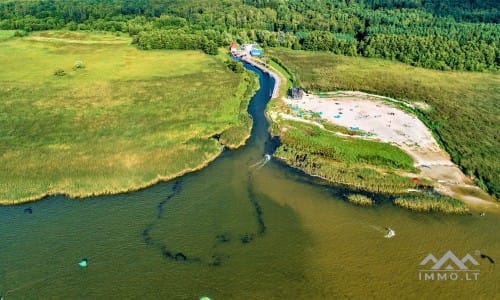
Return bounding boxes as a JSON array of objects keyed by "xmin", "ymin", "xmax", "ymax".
[{"xmin": 234, "ymin": 44, "xmax": 281, "ymax": 99}]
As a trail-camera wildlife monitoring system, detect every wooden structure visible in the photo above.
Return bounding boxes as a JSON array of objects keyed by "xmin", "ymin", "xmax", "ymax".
[{"xmin": 288, "ymin": 87, "xmax": 304, "ymax": 100}]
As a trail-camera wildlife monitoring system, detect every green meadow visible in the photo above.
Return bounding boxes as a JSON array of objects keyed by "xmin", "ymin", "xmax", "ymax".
[
  {"xmin": 269, "ymin": 49, "xmax": 500, "ymax": 199},
  {"xmin": 0, "ymin": 31, "xmax": 256, "ymax": 204},
  {"xmin": 0, "ymin": 30, "xmax": 15, "ymax": 40}
]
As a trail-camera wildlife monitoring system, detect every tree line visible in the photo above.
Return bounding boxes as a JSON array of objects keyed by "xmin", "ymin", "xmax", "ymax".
[{"xmin": 0, "ymin": 0, "xmax": 498, "ymax": 70}]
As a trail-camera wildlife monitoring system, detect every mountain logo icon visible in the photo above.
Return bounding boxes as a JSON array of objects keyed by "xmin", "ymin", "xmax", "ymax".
[{"xmin": 420, "ymin": 250, "xmax": 479, "ymax": 270}]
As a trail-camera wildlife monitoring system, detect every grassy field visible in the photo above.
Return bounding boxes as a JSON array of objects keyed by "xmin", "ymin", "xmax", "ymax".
[
  {"xmin": 0, "ymin": 31, "xmax": 256, "ymax": 204},
  {"xmin": 268, "ymin": 49, "xmax": 500, "ymax": 199},
  {"xmin": 0, "ymin": 30, "xmax": 15, "ymax": 40}
]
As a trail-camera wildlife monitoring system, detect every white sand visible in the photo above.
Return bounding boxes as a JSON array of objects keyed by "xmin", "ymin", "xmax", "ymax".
[{"xmin": 286, "ymin": 94, "xmax": 439, "ymax": 151}]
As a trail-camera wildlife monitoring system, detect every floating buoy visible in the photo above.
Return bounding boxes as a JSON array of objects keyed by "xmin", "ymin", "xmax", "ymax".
[{"xmin": 78, "ymin": 258, "xmax": 88, "ymax": 268}]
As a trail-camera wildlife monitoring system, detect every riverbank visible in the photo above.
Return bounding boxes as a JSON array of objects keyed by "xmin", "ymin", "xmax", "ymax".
[
  {"xmin": 0, "ymin": 32, "xmax": 257, "ymax": 205},
  {"xmin": 240, "ymin": 56, "xmax": 281, "ymax": 99},
  {"xmin": 268, "ymin": 48, "xmax": 499, "ymax": 200},
  {"xmin": 256, "ymin": 51, "xmax": 497, "ymax": 213},
  {"xmin": 279, "ymin": 93, "xmax": 496, "ymax": 210},
  {"xmin": 0, "ymin": 148, "xmax": 225, "ymax": 205}
]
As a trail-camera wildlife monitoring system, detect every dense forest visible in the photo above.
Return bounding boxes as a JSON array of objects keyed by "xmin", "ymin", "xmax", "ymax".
[{"xmin": 0, "ymin": 0, "xmax": 498, "ymax": 71}]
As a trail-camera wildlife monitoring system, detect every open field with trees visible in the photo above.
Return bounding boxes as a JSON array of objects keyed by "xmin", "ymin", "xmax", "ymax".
[
  {"xmin": 0, "ymin": 1, "xmax": 496, "ymax": 207},
  {"xmin": 0, "ymin": 31, "xmax": 256, "ymax": 204},
  {"xmin": 269, "ymin": 49, "xmax": 500, "ymax": 199}
]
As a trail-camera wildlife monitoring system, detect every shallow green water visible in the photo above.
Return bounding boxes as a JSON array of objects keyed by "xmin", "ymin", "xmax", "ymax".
[{"xmin": 0, "ymin": 65, "xmax": 498, "ymax": 299}]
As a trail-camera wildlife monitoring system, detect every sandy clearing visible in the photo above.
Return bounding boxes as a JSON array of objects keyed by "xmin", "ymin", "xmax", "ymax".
[
  {"xmin": 282, "ymin": 93, "xmax": 498, "ymax": 209},
  {"xmin": 286, "ymin": 94, "xmax": 438, "ymax": 151}
]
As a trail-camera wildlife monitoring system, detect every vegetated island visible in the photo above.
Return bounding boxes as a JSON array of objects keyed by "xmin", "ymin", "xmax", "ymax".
[
  {"xmin": 0, "ymin": 30, "xmax": 257, "ymax": 205},
  {"xmin": 257, "ymin": 49, "xmax": 499, "ymax": 214}
]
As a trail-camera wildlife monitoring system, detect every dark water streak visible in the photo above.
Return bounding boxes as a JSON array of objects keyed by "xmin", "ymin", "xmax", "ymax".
[
  {"xmin": 141, "ymin": 179, "xmax": 200, "ymax": 262},
  {"xmin": 141, "ymin": 63, "xmax": 275, "ymax": 265}
]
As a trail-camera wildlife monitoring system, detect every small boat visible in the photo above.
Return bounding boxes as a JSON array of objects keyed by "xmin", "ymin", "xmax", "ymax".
[
  {"xmin": 78, "ymin": 258, "xmax": 88, "ymax": 268},
  {"xmin": 384, "ymin": 227, "xmax": 396, "ymax": 239}
]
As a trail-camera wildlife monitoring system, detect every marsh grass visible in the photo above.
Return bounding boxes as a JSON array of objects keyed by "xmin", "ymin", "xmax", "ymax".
[
  {"xmin": 268, "ymin": 48, "xmax": 500, "ymax": 198},
  {"xmin": 274, "ymin": 120, "xmax": 421, "ymax": 194},
  {"xmin": 394, "ymin": 195, "xmax": 469, "ymax": 214},
  {"xmin": 0, "ymin": 31, "xmax": 255, "ymax": 204},
  {"xmin": 347, "ymin": 194, "xmax": 374, "ymax": 206}
]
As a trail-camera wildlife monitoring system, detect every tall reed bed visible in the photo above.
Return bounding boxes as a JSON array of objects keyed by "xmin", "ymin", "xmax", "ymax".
[
  {"xmin": 274, "ymin": 120, "xmax": 422, "ymax": 194},
  {"xmin": 394, "ymin": 195, "xmax": 469, "ymax": 214},
  {"xmin": 0, "ymin": 32, "xmax": 255, "ymax": 204}
]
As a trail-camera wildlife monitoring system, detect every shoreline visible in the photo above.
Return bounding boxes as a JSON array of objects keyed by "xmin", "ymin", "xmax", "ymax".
[
  {"xmin": 240, "ymin": 55, "xmax": 281, "ymax": 99},
  {"xmin": 253, "ymin": 54, "xmax": 497, "ymax": 211},
  {"xmin": 1, "ymin": 147, "xmax": 225, "ymax": 205},
  {"xmin": 271, "ymin": 92, "xmax": 499, "ymax": 210},
  {"xmin": 2, "ymin": 55, "xmax": 264, "ymax": 206},
  {"xmin": 1, "ymin": 126, "xmax": 257, "ymax": 206},
  {"xmin": 2, "ymin": 128, "xmax": 257, "ymax": 206}
]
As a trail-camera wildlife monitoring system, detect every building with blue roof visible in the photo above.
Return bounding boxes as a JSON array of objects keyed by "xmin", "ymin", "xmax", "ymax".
[{"xmin": 250, "ymin": 49, "xmax": 263, "ymax": 57}]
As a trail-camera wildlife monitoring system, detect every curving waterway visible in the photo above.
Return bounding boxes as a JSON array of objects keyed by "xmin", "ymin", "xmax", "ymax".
[{"xmin": 0, "ymin": 64, "xmax": 498, "ymax": 299}]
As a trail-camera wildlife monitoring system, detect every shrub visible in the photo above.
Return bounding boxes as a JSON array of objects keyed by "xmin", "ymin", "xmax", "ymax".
[
  {"xmin": 13, "ymin": 30, "xmax": 27, "ymax": 37},
  {"xmin": 73, "ymin": 61, "xmax": 85, "ymax": 70},
  {"xmin": 225, "ymin": 60, "xmax": 244, "ymax": 73},
  {"xmin": 53, "ymin": 68, "xmax": 66, "ymax": 76}
]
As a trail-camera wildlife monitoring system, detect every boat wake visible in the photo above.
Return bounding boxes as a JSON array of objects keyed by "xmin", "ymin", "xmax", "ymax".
[
  {"xmin": 249, "ymin": 154, "xmax": 271, "ymax": 172},
  {"xmin": 369, "ymin": 225, "xmax": 396, "ymax": 238}
]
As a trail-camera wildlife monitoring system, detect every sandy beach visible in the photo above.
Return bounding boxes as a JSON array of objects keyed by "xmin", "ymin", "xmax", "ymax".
[{"xmin": 281, "ymin": 92, "xmax": 496, "ymax": 207}]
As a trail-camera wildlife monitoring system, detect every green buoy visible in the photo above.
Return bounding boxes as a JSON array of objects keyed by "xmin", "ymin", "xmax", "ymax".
[{"xmin": 78, "ymin": 258, "xmax": 88, "ymax": 268}]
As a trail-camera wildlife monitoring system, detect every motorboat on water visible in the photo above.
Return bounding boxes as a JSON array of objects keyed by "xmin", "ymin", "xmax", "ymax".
[{"xmin": 384, "ymin": 227, "xmax": 396, "ymax": 239}]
